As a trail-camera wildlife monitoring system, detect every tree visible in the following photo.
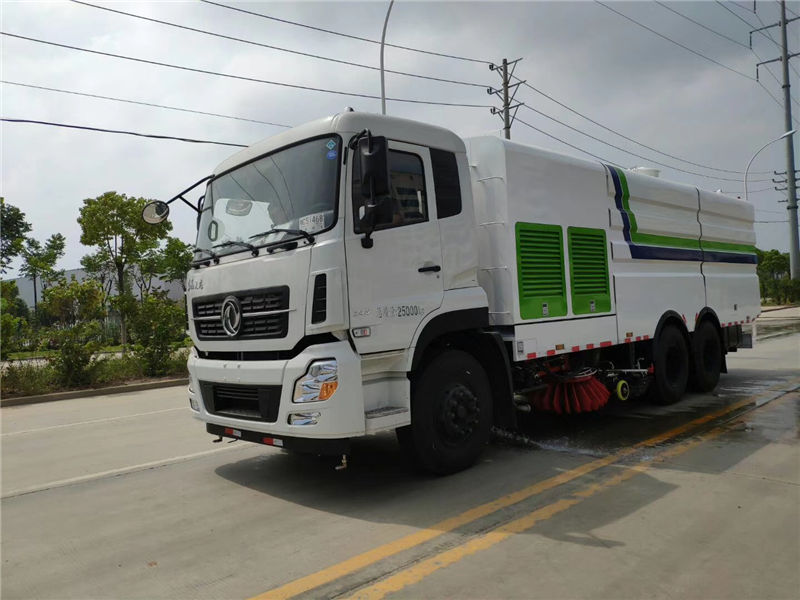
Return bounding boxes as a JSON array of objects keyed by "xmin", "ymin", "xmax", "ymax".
[
  {"xmin": 80, "ymin": 250, "xmax": 116, "ymax": 306},
  {"xmin": 20, "ymin": 233, "xmax": 66, "ymax": 313},
  {"xmin": 78, "ymin": 192, "xmax": 171, "ymax": 345},
  {"xmin": 131, "ymin": 248, "xmax": 162, "ymax": 300},
  {"xmin": 40, "ymin": 277, "xmax": 106, "ymax": 386},
  {"xmin": 0, "ymin": 198, "xmax": 32, "ymax": 274},
  {"xmin": 0, "ymin": 281, "xmax": 30, "ymax": 359},
  {"xmin": 159, "ymin": 237, "xmax": 194, "ymax": 292}
]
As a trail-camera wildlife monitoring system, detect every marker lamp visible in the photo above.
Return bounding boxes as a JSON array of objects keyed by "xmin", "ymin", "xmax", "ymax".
[{"xmin": 293, "ymin": 359, "xmax": 338, "ymax": 403}]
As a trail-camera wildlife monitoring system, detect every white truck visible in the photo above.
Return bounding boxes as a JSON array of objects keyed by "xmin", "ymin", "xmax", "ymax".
[{"xmin": 143, "ymin": 111, "xmax": 759, "ymax": 474}]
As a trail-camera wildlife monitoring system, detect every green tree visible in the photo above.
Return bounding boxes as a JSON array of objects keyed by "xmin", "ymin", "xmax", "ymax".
[
  {"xmin": 20, "ymin": 233, "xmax": 66, "ymax": 313},
  {"xmin": 131, "ymin": 249, "xmax": 162, "ymax": 300},
  {"xmin": 40, "ymin": 278, "xmax": 106, "ymax": 387},
  {"xmin": 159, "ymin": 237, "xmax": 193, "ymax": 292},
  {"xmin": 0, "ymin": 198, "xmax": 32, "ymax": 274},
  {"xmin": 0, "ymin": 281, "xmax": 30, "ymax": 359},
  {"xmin": 78, "ymin": 192, "xmax": 171, "ymax": 345},
  {"xmin": 80, "ymin": 250, "xmax": 116, "ymax": 305}
]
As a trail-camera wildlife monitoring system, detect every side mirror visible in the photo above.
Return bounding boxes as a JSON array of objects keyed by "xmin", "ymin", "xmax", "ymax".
[
  {"xmin": 142, "ymin": 200, "xmax": 170, "ymax": 224},
  {"xmin": 358, "ymin": 136, "xmax": 390, "ymax": 197}
]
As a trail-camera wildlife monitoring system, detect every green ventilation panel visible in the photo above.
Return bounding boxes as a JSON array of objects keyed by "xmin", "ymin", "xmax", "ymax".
[
  {"xmin": 568, "ymin": 226, "xmax": 611, "ymax": 315},
  {"xmin": 515, "ymin": 222, "xmax": 567, "ymax": 320}
]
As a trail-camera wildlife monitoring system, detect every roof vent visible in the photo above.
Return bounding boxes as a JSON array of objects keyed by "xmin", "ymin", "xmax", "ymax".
[{"xmin": 629, "ymin": 166, "xmax": 660, "ymax": 178}]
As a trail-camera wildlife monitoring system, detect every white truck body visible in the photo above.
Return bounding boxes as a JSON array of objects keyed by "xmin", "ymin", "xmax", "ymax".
[{"xmin": 176, "ymin": 111, "xmax": 758, "ymax": 471}]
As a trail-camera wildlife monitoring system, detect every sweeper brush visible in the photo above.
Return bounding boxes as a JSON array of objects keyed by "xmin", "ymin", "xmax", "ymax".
[{"xmin": 529, "ymin": 372, "xmax": 611, "ymax": 414}]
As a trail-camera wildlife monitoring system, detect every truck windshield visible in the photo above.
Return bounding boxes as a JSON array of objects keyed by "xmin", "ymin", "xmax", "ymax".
[{"xmin": 196, "ymin": 136, "xmax": 341, "ymax": 258}]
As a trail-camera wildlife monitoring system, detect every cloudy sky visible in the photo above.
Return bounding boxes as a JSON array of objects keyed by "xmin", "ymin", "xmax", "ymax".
[{"xmin": 2, "ymin": 0, "xmax": 799, "ymax": 276}]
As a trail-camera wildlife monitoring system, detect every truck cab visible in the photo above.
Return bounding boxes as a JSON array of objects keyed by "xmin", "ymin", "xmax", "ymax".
[{"xmin": 178, "ymin": 112, "xmax": 493, "ymax": 469}]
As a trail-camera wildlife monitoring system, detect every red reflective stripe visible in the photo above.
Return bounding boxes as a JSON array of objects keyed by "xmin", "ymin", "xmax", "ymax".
[
  {"xmin": 600, "ymin": 341, "xmax": 612, "ymax": 347},
  {"xmin": 546, "ymin": 349, "xmax": 556, "ymax": 356},
  {"xmin": 682, "ymin": 314, "xmax": 687, "ymax": 322},
  {"xmin": 624, "ymin": 338, "xmax": 632, "ymax": 343},
  {"xmin": 635, "ymin": 336, "xmax": 642, "ymax": 341},
  {"xmin": 571, "ymin": 346, "xmax": 581, "ymax": 352},
  {"xmin": 224, "ymin": 428, "xmax": 234, "ymax": 435},
  {"xmin": 643, "ymin": 335, "xmax": 650, "ymax": 340},
  {"xmin": 527, "ymin": 352, "xmax": 537, "ymax": 359},
  {"xmin": 263, "ymin": 437, "xmax": 275, "ymax": 446}
]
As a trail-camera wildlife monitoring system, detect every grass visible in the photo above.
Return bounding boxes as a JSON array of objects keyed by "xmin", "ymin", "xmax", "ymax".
[
  {"xmin": 1, "ymin": 349, "xmax": 189, "ymax": 398},
  {"xmin": 6, "ymin": 345, "xmax": 125, "ymax": 361}
]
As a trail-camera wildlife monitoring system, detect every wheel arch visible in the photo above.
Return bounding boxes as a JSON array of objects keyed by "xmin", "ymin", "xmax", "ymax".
[
  {"xmin": 410, "ymin": 313, "xmax": 516, "ymax": 430},
  {"xmin": 654, "ymin": 310, "xmax": 691, "ymax": 347}
]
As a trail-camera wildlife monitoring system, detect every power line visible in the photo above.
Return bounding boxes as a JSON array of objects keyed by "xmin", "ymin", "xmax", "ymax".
[
  {"xmin": 1, "ymin": 118, "xmax": 248, "ymax": 147},
  {"xmin": 69, "ymin": 0, "xmax": 487, "ymax": 89},
  {"xmin": 515, "ymin": 117, "xmax": 624, "ymax": 167},
  {"xmin": 594, "ymin": 1, "xmax": 756, "ymax": 80},
  {"xmin": 1, "ymin": 80, "xmax": 292, "ymax": 128},
  {"xmin": 715, "ymin": 0, "xmax": 781, "ymax": 48},
  {"xmin": 654, "ymin": 1, "xmax": 750, "ymax": 48},
  {"xmin": 1, "ymin": 32, "xmax": 491, "ymax": 109},
  {"xmin": 518, "ymin": 103, "xmax": 771, "ymax": 183},
  {"xmin": 749, "ymin": 4, "xmax": 800, "ymax": 79},
  {"xmin": 511, "ymin": 76, "xmax": 775, "ymax": 175},
  {"xmin": 199, "ymin": 0, "xmax": 491, "ymax": 65}
]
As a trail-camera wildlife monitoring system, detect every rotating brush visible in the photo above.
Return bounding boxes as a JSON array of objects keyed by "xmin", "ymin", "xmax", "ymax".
[{"xmin": 529, "ymin": 371, "xmax": 611, "ymax": 415}]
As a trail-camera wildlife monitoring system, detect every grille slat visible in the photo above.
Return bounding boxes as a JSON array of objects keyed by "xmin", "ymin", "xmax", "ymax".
[{"xmin": 193, "ymin": 286, "xmax": 289, "ymax": 340}]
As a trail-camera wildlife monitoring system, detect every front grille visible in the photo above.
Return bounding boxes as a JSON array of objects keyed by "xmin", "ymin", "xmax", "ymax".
[
  {"xmin": 193, "ymin": 286, "xmax": 289, "ymax": 340},
  {"xmin": 199, "ymin": 381, "xmax": 281, "ymax": 422}
]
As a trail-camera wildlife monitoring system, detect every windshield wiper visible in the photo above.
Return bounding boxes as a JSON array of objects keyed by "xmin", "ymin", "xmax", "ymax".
[
  {"xmin": 213, "ymin": 240, "xmax": 259, "ymax": 256},
  {"xmin": 249, "ymin": 228, "xmax": 315, "ymax": 244},
  {"xmin": 192, "ymin": 247, "xmax": 219, "ymax": 266}
]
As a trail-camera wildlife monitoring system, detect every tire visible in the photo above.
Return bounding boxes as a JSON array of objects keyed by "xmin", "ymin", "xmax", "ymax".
[
  {"xmin": 397, "ymin": 350, "xmax": 492, "ymax": 475},
  {"xmin": 690, "ymin": 320, "xmax": 722, "ymax": 393},
  {"xmin": 650, "ymin": 324, "xmax": 689, "ymax": 405}
]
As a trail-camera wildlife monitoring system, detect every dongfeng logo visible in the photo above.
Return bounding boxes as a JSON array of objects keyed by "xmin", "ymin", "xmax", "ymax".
[{"xmin": 221, "ymin": 296, "xmax": 242, "ymax": 337}]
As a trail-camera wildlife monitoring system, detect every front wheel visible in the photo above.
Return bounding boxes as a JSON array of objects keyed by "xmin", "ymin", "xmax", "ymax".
[{"xmin": 397, "ymin": 350, "xmax": 492, "ymax": 475}]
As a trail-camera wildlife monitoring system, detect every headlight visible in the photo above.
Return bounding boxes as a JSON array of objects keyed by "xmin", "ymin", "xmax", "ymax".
[{"xmin": 293, "ymin": 359, "xmax": 338, "ymax": 403}]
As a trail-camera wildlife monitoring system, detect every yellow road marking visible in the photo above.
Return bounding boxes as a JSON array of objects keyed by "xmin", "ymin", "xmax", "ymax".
[
  {"xmin": 345, "ymin": 425, "xmax": 741, "ymax": 600},
  {"xmin": 253, "ymin": 380, "xmax": 799, "ymax": 600}
]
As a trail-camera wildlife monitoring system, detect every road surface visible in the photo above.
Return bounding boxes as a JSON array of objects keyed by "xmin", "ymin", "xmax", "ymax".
[{"xmin": 2, "ymin": 310, "xmax": 798, "ymax": 599}]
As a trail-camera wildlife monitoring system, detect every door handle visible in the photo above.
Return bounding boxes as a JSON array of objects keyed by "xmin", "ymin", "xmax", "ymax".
[{"xmin": 418, "ymin": 265, "xmax": 441, "ymax": 273}]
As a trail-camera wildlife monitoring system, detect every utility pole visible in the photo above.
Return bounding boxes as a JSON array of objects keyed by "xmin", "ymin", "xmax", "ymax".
[
  {"xmin": 488, "ymin": 58, "xmax": 524, "ymax": 140},
  {"xmin": 779, "ymin": 0, "xmax": 800, "ymax": 279},
  {"xmin": 753, "ymin": 1, "xmax": 800, "ymax": 278}
]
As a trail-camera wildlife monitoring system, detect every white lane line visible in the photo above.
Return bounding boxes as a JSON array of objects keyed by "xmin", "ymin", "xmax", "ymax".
[
  {"xmin": 1, "ymin": 443, "xmax": 252, "ymax": 499},
  {"xmin": 1, "ymin": 407, "xmax": 185, "ymax": 437}
]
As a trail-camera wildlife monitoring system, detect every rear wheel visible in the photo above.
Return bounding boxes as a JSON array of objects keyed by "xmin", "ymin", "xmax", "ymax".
[
  {"xmin": 397, "ymin": 350, "xmax": 492, "ymax": 475},
  {"xmin": 650, "ymin": 324, "xmax": 689, "ymax": 405},
  {"xmin": 690, "ymin": 320, "xmax": 722, "ymax": 393}
]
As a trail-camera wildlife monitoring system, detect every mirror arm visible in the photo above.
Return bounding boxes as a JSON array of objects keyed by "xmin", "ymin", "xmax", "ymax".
[{"xmin": 164, "ymin": 174, "xmax": 213, "ymax": 212}]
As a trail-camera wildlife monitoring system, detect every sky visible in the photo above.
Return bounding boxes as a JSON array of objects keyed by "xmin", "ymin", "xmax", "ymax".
[{"xmin": 2, "ymin": 0, "xmax": 799, "ymax": 276}]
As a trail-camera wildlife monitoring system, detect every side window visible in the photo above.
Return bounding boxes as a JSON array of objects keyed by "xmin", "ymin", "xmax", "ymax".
[
  {"xmin": 430, "ymin": 149, "xmax": 462, "ymax": 219},
  {"xmin": 353, "ymin": 149, "xmax": 428, "ymax": 233}
]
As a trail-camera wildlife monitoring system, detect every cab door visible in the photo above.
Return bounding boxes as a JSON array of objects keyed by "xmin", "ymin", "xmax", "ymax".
[{"xmin": 345, "ymin": 141, "xmax": 443, "ymax": 354}]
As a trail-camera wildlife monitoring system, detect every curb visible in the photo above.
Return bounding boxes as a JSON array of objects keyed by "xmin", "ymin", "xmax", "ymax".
[{"xmin": 1, "ymin": 378, "xmax": 189, "ymax": 408}]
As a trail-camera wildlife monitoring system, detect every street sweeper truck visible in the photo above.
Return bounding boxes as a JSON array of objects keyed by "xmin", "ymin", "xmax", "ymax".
[{"xmin": 143, "ymin": 111, "xmax": 759, "ymax": 474}]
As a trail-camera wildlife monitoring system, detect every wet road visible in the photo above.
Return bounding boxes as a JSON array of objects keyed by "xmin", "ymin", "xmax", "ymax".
[{"xmin": 1, "ymin": 314, "xmax": 798, "ymax": 599}]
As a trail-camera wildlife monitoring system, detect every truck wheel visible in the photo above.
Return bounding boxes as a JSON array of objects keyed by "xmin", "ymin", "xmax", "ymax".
[
  {"xmin": 650, "ymin": 324, "xmax": 689, "ymax": 405},
  {"xmin": 397, "ymin": 350, "xmax": 492, "ymax": 475},
  {"xmin": 690, "ymin": 321, "xmax": 722, "ymax": 393}
]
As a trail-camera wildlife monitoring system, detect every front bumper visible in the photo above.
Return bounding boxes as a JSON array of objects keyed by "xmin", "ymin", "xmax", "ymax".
[{"xmin": 188, "ymin": 340, "xmax": 366, "ymax": 439}]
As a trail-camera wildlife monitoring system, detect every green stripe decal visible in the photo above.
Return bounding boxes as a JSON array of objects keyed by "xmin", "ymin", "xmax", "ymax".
[{"xmin": 613, "ymin": 167, "xmax": 756, "ymax": 255}]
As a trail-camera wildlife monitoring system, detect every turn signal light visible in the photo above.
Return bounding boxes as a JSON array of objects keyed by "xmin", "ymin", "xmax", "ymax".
[{"xmin": 319, "ymin": 381, "xmax": 338, "ymax": 401}]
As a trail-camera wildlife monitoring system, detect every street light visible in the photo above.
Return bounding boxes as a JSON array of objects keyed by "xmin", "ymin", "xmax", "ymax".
[
  {"xmin": 744, "ymin": 129, "xmax": 796, "ymax": 203},
  {"xmin": 380, "ymin": 0, "xmax": 395, "ymax": 115}
]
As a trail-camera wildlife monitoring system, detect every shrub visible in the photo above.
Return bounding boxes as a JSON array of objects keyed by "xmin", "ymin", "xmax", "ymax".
[
  {"xmin": 130, "ymin": 293, "xmax": 186, "ymax": 376},
  {"xmin": 90, "ymin": 354, "xmax": 145, "ymax": 385},
  {"xmin": 50, "ymin": 322, "xmax": 102, "ymax": 387},
  {"xmin": 1, "ymin": 361, "xmax": 57, "ymax": 396}
]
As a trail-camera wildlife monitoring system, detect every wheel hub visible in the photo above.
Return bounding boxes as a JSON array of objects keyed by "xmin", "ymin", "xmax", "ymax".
[{"xmin": 438, "ymin": 383, "xmax": 480, "ymax": 443}]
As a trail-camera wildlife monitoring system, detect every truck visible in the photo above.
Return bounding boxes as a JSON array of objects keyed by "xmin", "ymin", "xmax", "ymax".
[{"xmin": 143, "ymin": 110, "xmax": 759, "ymax": 474}]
